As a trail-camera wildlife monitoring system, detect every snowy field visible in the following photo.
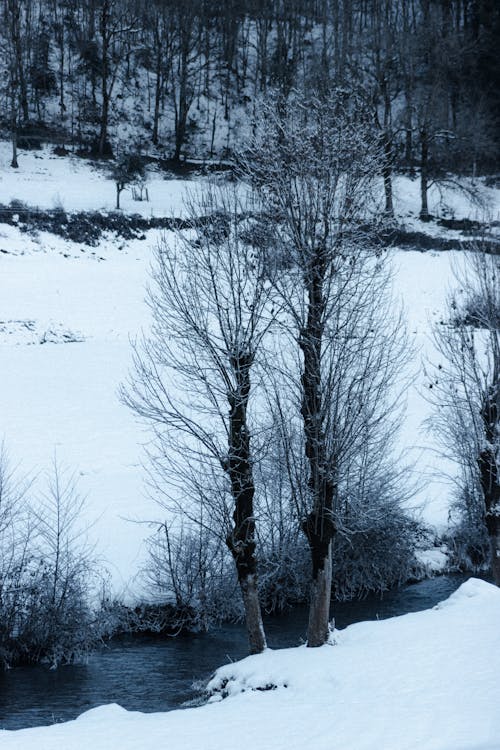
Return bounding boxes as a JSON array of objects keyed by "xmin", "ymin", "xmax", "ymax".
[
  {"xmin": 1, "ymin": 578, "xmax": 499, "ymax": 750},
  {"xmin": 0, "ymin": 142, "xmax": 198, "ymax": 217},
  {"xmin": 0, "ymin": 145, "xmax": 499, "ymax": 594}
]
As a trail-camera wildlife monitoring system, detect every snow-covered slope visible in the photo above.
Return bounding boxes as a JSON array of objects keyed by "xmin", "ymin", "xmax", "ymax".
[
  {"xmin": 0, "ymin": 145, "xmax": 499, "ymax": 593},
  {"xmin": 0, "ymin": 233, "xmax": 158, "ymax": 597},
  {"xmin": 1, "ymin": 578, "xmax": 499, "ymax": 750}
]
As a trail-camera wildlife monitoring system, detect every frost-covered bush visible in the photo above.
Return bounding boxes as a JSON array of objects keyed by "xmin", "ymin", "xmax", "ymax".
[
  {"xmin": 256, "ymin": 479, "xmax": 423, "ymax": 605},
  {"xmin": 0, "ymin": 559, "xmax": 99, "ymax": 668},
  {"xmin": 443, "ymin": 486, "xmax": 490, "ymax": 573},
  {"xmin": 444, "ymin": 521, "xmax": 489, "ymax": 573},
  {"xmin": 451, "ymin": 290, "xmax": 500, "ymax": 330},
  {"xmin": 332, "ymin": 512, "xmax": 423, "ymax": 600},
  {"xmin": 0, "ymin": 455, "xmax": 106, "ymax": 668},
  {"xmin": 257, "ymin": 539, "xmax": 310, "ymax": 613},
  {"xmin": 329, "ymin": 447, "xmax": 424, "ymax": 599},
  {"xmin": 143, "ymin": 523, "xmax": 242, "ymax": 631}
]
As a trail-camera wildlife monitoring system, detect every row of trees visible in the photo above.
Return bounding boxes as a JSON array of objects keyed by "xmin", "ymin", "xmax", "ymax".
[
  {"xmin": 124, "ymin": 94, "xmax": 418, "ymax": 652},
  {"xmin": 124, "ymin": 91, "xmax": 499, "ymax": 654},
  {"xmin": 1, "ymin": 1, "xmax": 498, "ymax": 183}
]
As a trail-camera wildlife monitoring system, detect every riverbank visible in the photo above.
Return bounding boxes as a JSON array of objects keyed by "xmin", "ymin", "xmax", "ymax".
[{"xmin": 1, "ymin": 577, "xmax": 498, "ymax": 749}]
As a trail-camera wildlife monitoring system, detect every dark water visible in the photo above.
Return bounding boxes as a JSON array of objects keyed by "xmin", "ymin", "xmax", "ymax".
[{"xmin": 0, "ymin": 575, "xmax": 468, "ymax": 730}]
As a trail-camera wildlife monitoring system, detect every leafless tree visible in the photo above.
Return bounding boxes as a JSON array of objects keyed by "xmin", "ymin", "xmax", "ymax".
[
  {"xmin": 241, "ymin": 91, "xmax": 410, "ymax": 646},
  {"xmin": 122, "ymin": 182, "xmax": 276, "ymax": 654},
  {"xmin": 429, "ymin": 243, "xmax": 500, "ymax": 584}
]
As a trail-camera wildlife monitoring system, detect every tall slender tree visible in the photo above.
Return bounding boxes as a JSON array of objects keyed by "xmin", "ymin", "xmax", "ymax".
[
  {"xmin": 243, "ymin": 92, "xmax": 407, "ymax": 646},
  {"xmin": 122, "ymin": 184, "xmax": 276, "ymax": 654}
]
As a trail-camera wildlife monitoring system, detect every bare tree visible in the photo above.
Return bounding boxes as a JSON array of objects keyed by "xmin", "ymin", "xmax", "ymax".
[
  {"xmin": 429, "ymin": 243, "xmax": 500, "ymax": 584},
  {"xmin": 122, "ymin": 183, "xmax": 276, "ymax": 654},
  {"xmin": 109, "ymin": 152, "xmax": 146, "ymax": 209},
  {"xmin": 242, "ymin": 91, "xmax": 409, "ymax": 646},
  {"xmin": 168, "ymin": 0, "xmax": 203, "ymax": 162}
]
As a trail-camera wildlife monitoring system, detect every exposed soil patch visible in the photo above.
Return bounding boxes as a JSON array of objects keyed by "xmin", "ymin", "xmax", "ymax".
[{"xmin": 0, "ymin": 203, "xmax": 193, "ymax": 246}]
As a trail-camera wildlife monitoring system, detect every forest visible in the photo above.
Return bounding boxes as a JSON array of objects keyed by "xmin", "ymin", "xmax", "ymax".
[{"xmin": 1, "ymin": 0, "xmax": 499, "ymax": 192}]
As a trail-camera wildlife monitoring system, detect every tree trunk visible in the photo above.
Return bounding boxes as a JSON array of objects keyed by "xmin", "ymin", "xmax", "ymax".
[
  {"xmin": 225, "ymin": 353, "xmax": 266, "ymax": 654},
  {"xmin": 11, "ymin": 115, "xmax": 19, "ymax": 168},
  {"xmin": 306, "ymin": 541, "xmax": 332, "ymax": 647},
  {"xmin": 152, "ymin": 61, "xmax": 162, "ymax": 145},
  {"xmin": 173, "ymin": 47, "xmax": 189, "ymax": 163},
  {"xmin": 404, "ymin": 78, "xmax": 413, "ymax": 168},
  {"xmin": 419, "ymin": 128, "xmax": 430, "ymax": 220},
  {"xmin": 300, "ymin": 250, "xmax": 337, "ymax": 648},
  {"xmin": 98, "ymin": 0, "xmax": 110, "ymax": 158},
  {"xmin": 382, "ymin": 130, "xmax": 394, "ymax": 217},
  {"xmin": 98, "ymin": 82, "xmax": 109, "ymax": 157},
  {"xmin": 488, "ymin": 526, "xmax": 500, "ymax": 586},
  {"xmin": 479, "ymin": 385, "xmax": 500, "ymax": 585},
  {"xmin": 240, "ymin": 573, "xmax": 267, "ymax": 654},
  {"xmin": 381, "ymin": 81, "xmax": 394, "ymax": 217}
]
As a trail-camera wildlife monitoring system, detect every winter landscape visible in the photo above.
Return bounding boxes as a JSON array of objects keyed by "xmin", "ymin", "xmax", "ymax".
[{"xmin": 0, "ymin": 1, "xmax": 499, "ymax": 748}]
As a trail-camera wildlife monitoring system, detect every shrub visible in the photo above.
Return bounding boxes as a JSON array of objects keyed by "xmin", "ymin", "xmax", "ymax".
[{"xmin": 0, "ymin": 455, "xmax": 106, "ymax": 668}]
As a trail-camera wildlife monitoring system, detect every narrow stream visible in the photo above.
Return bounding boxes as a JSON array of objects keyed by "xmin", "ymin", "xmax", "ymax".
[{"xmin": 0, "ymin": 575, "xmax": 468, "ymax": 730}]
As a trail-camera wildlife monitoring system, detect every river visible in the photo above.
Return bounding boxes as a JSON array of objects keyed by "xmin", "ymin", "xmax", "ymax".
[{"xmin": 0, "ymin": 574, "xmax": 468, "ymax": 730}]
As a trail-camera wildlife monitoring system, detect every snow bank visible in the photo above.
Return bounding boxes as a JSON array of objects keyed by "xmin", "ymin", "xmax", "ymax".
[
  {"xmin": 415, "ymin": 547, "xmax": 450, "ymax": 574},
  {"xmin": 2, "ymin": 578, "xmax": 499, "ymax": 750}
]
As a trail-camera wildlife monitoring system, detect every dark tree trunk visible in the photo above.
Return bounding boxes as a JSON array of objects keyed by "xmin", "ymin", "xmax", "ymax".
[
  {"xmin": 405, "ymin": 120, "xmax": 413, "ymax": 168},
  {"xmin": 300, "ymin": 249, "xmax": 336, "ymax": 648},
  {"xmin": 98, "ymin": 95, "xmax": 110, "ymax": 157},
  {"xmin": 383, "ymin": 141, "xmax": 394, "ymax": 217},
  {"xmin": 98, "ymin": 0, "xmax": 111, "ymax": 158},
  {"xmin": 152, "ymin": 59, "xmax": 162, "ymax": 145},
  {"xmin": 419, "ymin": 128, "xmax": 430, "ymax": 220},
  {"xmin": 115, "ymin": 182, "xmax": 123, "ymax": 209},
  {"xmin": 225, "ymin": 353, "xmax": 266, "ymax": 655},
  {"xmin": 152, "ymin": 19, "xmax": 165, "ymax": 146},
  {"xmin": 478, "ymin": 385, "xmax": 500, "ymax": 585},
  {"xmin": 173, "ymin": 51, "xmax": 188, "ymax": 162},
  {"xmin": 11, "ymin": 125, "xmax": 19, "ymax": 169},
  {"xmin": 382, "ymin": 82, "xmax": 394, "ymax": 217},
  {"xmin": 10, "ymin": 94, "xmax": 19, "ymax": 168}
]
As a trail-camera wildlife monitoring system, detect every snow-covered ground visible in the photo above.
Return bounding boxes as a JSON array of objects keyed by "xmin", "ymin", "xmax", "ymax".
[
  {"xmin": 0, "ymin": 145, "xmax": 499, "ymax": 593},
  {"xmin": 1, "ymin": 577, "xmax": 499, "ymax": 750},
  {"xmin": 0, "ymin": 142, "xmax": 199, "ymax": 217},
  {"xmin": 0, "ymin": 233, "xmax": 157, "ymax": 596},
  {"xmin": 392, "ymin": 173, "xmax": 499, "ymax": 232}
]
